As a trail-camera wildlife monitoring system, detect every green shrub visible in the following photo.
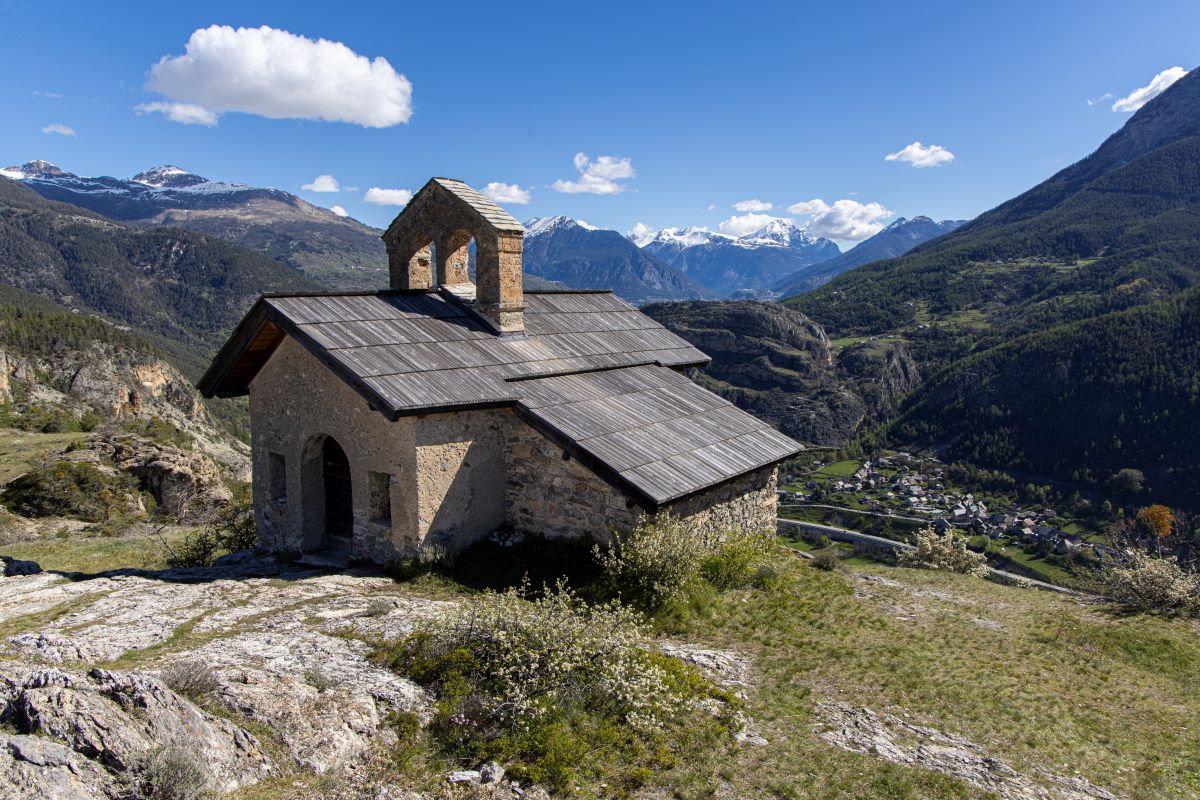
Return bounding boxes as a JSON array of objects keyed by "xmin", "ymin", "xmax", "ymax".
[
  {"xmin": 1, "ymin": 461, "xmax": 137, "ymax": 522},
  {"xmin": 373, "ymin": 581, "xmax": 725, "ymax": 793},
  {"xmin": 208, "ymin": 498, "xmax": 256, "ymax": 552},
  {"xmin": 159, "ymin": 498, "xmax": 256, "ymax": 568},
  {"xmin": 595, "ymin": 515, "xmax": 782, "ymax": 610},
  {"xmin": 163, "ymin": 528, "xmax": 219, "ymax": 569},
  {"xmin": 594, "ymin": 515, "xmax": 710, "ymax": 609},
  {"xmin": 811, "ymin": 550, "xmax": 842, "ymax": 571},
  {"xmin": 700, "ymin": 527, "xmax": 781, "ymax": 590}
]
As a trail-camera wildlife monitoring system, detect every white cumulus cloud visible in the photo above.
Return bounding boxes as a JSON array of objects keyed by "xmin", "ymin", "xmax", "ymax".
[
  {"xmin": 885, "ymin": 141, "xmax": 956, "ymax": 168},
  {"xmin": 551, "ymin": 152, "xmax": 635, "ymax": 195},
  {"xmin": 329, "ymin": 205, "xmax": 348, "ymax": 217},
  {"xmin": 1112, "ymin": 66, "xmax": 1187, "ymax": 113},
  {"xmin": 628, "ymin": 222, "xmax": 657, "ymax": 245},
  {"xmin": 786, "ymin": 198, "xmax": 893, "ymax": 241},
  {"xmin": 41, "ymin": 123, "xmax": 75, "ymax": 136},
  {"xmin": 732, "ymin": 198, "xmax": 772, "ymax": 212},
  {"xmin": 482, "ymin": 181, "xmax": 532, "ymax": 205},
  {"xmin": 134, "ymin": 101, "xmax": 218, "ymax": 126},
  {"xmin": 718, "ymin": 213, "xmax": 780, "ymax": 238},
  {"xmin": 302, "ymin": 174, "xmax": 341, "ymax": 193},
  {"xmin": 1086, "ymin": 92, "xmax": 1113, "ymax": 107},
  {"xmin": 140, "ymin": 25, "xmax": 413, "ymax": 128},
  {"xmin": 363, "ymin": 187, "xmax": 412, "ymax": 206}
]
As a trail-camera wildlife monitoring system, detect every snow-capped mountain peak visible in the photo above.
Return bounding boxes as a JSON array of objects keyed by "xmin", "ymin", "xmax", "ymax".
[
  {"xmin": 0, "ymin": 160, "xmax": 67, "ymax": 180},
  {"xmin": 523, "ymin": 216, "xmax": 598, "ymax": 237},
  {"xmin": 131, "ymin": 165, "xmax": 208, "ymax": 189},
  {"xmin": 738, "ymin": 217, "xmax": 819, "ymax": 248},
  {"xmin": 645, "ymin": 226, "xmax": 729, "ymax": 248}
]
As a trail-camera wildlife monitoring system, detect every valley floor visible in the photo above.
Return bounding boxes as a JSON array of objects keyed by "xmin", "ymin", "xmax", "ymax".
[{"xmin": 1, "ymin": 532, "xmax": 1197, "ymax": 799}]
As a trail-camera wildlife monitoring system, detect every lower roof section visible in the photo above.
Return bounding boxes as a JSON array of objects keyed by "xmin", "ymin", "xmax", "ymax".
[{"xmin": 515, "ymin": 363, "xmax": 801, "ymax": 506}]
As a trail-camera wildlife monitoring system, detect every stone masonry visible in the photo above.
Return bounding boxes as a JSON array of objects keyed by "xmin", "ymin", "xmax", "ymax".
[{"xmin": 249, "ymin": 338, "xmax": 779, "ymax": 561}]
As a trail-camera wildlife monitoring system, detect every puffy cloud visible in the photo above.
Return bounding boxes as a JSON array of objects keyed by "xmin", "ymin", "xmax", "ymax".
[
  {"xmin": 628, "ymin": 222, "xmax": 657, "ymax": 245},
  {"xmin": 707, "ymin": 203, "xmax": 715, "ymax": 211},
  {"xmin": 1112, "ymin": 66, "xmax": 1187, "ymax": 113},
  {"xmin": 786, "ymin": 198, "xmax": 893, "ymax": 241},
  {"xmin": 885, "ymin": 141, "xmax": 956, "ymax": 168},
  {"xmin": 732, "ymin": 198, "xmax": 772, "ymax": 212},
  {"xmin": 482, "ymin": 181, "xmax": 532, "ymax": 205},
  {"xmin": 41, "ymin": 123, "xmax": 75, "ymax": 136},
  {"xmin": 363, "ymin": 187, "xmax": 412, "ymax": 206},
  {"xmin": 134, "ymin": 101, "xmax": 218, "ymax": 126},
  {"xmin": 329, "ymin": 205, "xmax": 348, "ymax": 217},
  {"xmin": 302, "ymin": 174, "xmax": 341, "ymax": 192},
  {"xmin": 718, "ymin": 212, "xmax": 779, "ymax": 238},
  {"xmin": 1086, "ymin": 92, "xmax": 1113, "ymax": 107},
  {"xmin": 141, "ymin": 25, "xmax": 413, "ymax": 128},
  {"xmin": 551, "ymin": 152, "xmax": 635, "ymax": 195}
]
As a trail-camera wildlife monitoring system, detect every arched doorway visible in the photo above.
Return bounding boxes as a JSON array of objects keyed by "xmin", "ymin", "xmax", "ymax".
[
  {"xmin": 300, "ymin": 433, "xmax": 354, "ymax": 553},
  {"xmin": 322, "ymin": 438, "xmax": 353, "ymax": 547}
]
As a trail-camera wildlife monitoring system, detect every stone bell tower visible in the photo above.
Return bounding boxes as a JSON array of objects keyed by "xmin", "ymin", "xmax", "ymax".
[{"xmin": 381, "ymin": 177, "xmax": 525, "ymax": 336}]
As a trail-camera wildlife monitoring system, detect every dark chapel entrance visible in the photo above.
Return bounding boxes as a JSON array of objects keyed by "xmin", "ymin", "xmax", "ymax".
[{"xmin": 322, "ymin": 437, "xmax": 354, "ymax": 547}]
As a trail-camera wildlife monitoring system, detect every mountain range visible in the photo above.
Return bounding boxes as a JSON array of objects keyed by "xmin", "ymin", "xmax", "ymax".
[
  {"xmin": 1, "ymin": 160, "xmax": 388, "ymax": 290},
  {"xmin": 0, "ymin": 174, "xmax": 317, "ymax": 369},
  {"xmin": 634, "ymin": 220, "xmax": 840, "ymax": 296},
  {"xmin": 773, "ymin": 216, "xmax": 965, "ymax": 297},
  {"xmin": 520, "ymin": 216, "xmax": 715, "ymax": 303}
]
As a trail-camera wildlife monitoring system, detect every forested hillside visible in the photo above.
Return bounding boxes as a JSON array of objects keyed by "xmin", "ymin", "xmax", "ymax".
[
  {"xmin": 775, "ymin": 67, "xmax": 1200, "ymax": 502},
  {"xmin": 0, "ymin": 177, "xmax": 319, "ymax": 354}
]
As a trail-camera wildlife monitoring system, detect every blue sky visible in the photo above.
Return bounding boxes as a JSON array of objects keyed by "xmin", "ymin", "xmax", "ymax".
[{"xmin": 1, "ymin": 0, "xmax": 1196, "ymax": 245}]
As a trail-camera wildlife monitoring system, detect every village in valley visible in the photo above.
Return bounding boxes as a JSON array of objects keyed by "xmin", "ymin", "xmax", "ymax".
[{"xmin": 776, "ymin": 450, "xmax": 1110, "ymax": 587}]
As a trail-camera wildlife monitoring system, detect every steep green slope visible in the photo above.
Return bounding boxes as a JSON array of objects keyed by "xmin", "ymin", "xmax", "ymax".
[
  {"xmin": 765, "ymin": 68, "xmax": 1200, "ymax": 500},
  {"xmin": 788, "ymin": 132, "xmax": 1200, "ymax": 339},
  {"xmin": 0, "ymin": 177, "xmax": 319, "ymax": 353}
]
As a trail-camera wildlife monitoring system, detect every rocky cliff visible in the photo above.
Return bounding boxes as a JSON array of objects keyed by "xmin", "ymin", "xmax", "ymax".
[
  {"xmin": 643, "ymin": 301, "xmax": 921, "ymax": 446},
  {"xmin": 0, "ymin": 341, "xmax": 248, "ymax": 479}
]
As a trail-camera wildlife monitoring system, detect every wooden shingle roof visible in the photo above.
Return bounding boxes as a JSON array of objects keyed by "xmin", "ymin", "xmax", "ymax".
[
  {"xmin": 516, "ymin": 364, "xmax": 801, "ymax": 505},
  {"xmin": 198, "ymin": 288, "xmax": 800, "ymax": 507}
]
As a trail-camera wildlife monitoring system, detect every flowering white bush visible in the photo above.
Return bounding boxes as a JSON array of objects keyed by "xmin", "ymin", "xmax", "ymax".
[
  {"xmin": 1105, "ymin": 552, "xmax": 1200, "ymax": 616},
  {"xmin": 405, "ymin": 581, "xmax": 681, "ymax": 729},
  {"xmin": 594, "ymin": 514, "xmax": 711, "ymax": 608},
  {"xmin": 594, "ymin": 514, "xmax": 781, "ymax": 607},
  {"xmin": 899, "ymin": 526, "xmax": 989, "ymax": 577}
]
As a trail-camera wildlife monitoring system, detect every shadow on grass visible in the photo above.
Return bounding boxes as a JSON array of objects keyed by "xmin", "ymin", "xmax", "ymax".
[{"xmin": 392, "ymin": 535, "xmax": 603, "ymax": 597}]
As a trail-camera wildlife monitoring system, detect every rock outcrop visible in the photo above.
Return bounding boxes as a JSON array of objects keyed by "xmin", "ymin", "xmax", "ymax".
[
  {"xmin": 0, "ymin": 666, "xmax": 271, "ymax": 798},
  {"xmin": 815, "ymin": 701, "xmax": 1117, "ymax": 800},
  {"xmin": 58, "ymin": 431, "xmax": 232, "ymax": 517},
  {"xmin": 0, "ymin": 553, "xmax": 444, "ymax": 795},
  {"xmin": 643, "ymin": 300, "xmax": 919, "ymax": 446},
  {"xmin": 0, "ymin": 341, "xmax": 250, "ymax": 479}
]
